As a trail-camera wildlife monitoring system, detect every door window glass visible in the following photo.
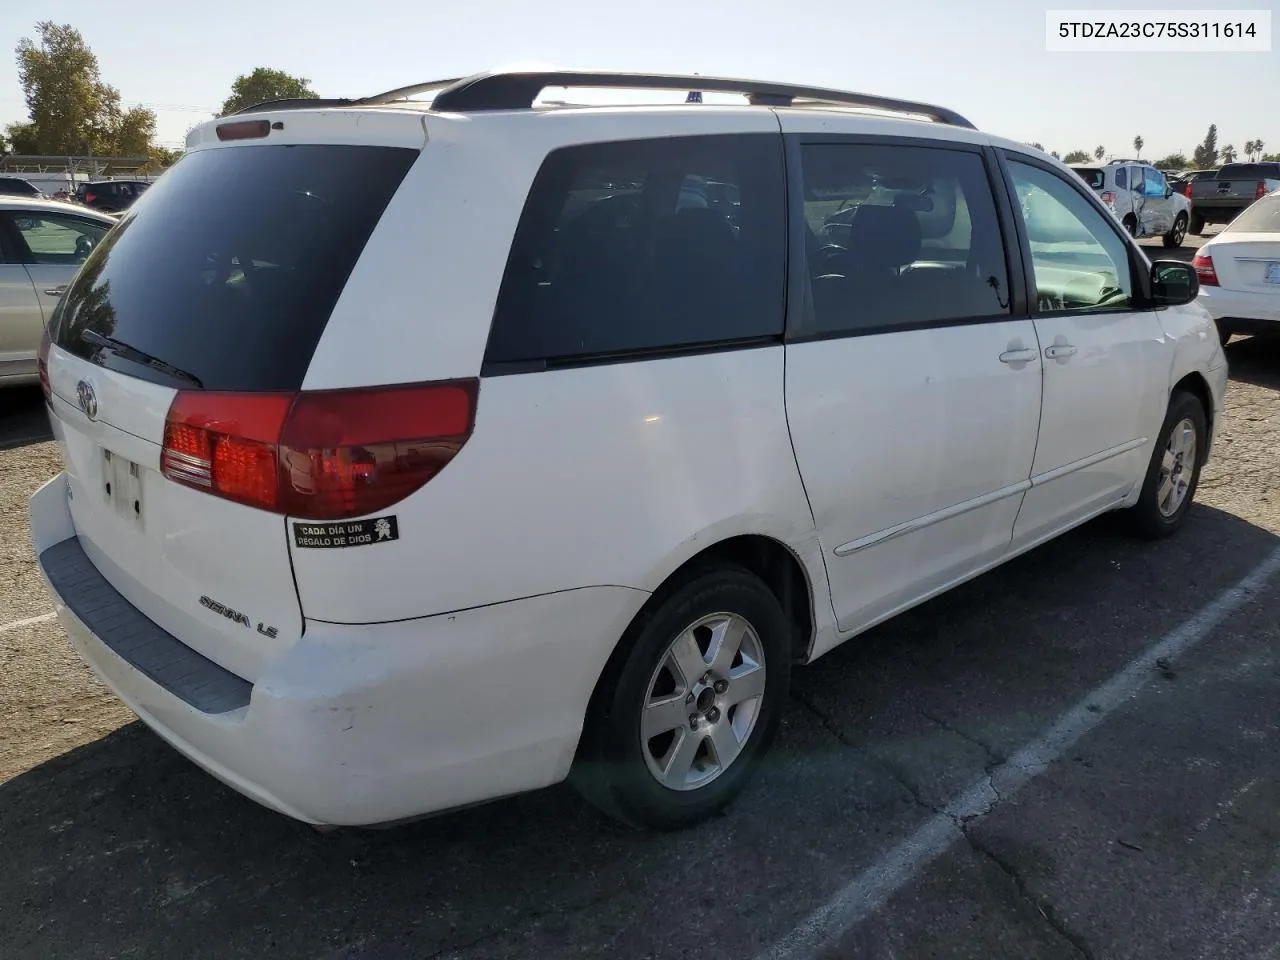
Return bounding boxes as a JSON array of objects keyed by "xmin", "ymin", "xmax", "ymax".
[
  {"xmin": 7, "ymin": 213, "xmax": 109, "ymax": 266},
  {"xmin": 1009, "ymin": 160, "xmax": 1135, "ymax": 314}
]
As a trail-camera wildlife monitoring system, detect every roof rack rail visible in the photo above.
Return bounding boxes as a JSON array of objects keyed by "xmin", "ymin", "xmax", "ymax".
[{"xmin": 350, "ymin": 70, "xmax": 973, "ymax": 128}]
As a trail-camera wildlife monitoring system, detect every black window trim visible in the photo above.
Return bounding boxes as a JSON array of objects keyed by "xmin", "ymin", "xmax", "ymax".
[
  {"xmin": 990, "ymin": 148, "xmax": 1155, "ymax": 318},
  {"xmin": 479, "ymin": 131, "xmax": 791, "ymax": 378},
  {"xmin": 2, "ymin": 210, "xmax": 113, "ymax": 265},
  {"xmin": 782, "ymin": 132, "xmax": 1026, "ymax": 345}
]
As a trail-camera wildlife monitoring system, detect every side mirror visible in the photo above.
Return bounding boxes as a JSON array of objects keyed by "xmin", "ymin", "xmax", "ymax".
[{"xmin": 1150, "ymin": 260, "xmax": 1199, "ymax": 306}]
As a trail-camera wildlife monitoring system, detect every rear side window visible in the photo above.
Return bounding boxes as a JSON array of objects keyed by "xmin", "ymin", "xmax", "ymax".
[
  {"xmin": 6, "ymin": 212, "xmax": 109, "ymax": 265},
  {"xmin": 1114, "ymin": 167, "xmax": 1128, "ymax": 189},
  {"xmin": 486, "ymin": 134, "xmax": 785, "ymax": 367},
  {"xmin": 52, "ymin": 144, "xmax": 417, "ymax": 391},
  {"xmin": 798, "ymin": 142, "xmax": 1010, "ymax": 336}
]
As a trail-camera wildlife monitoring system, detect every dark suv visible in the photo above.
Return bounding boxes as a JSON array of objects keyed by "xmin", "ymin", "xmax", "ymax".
[{"xmin": 75, "ymin": 179, "xmax": 152, "ymax": 213}]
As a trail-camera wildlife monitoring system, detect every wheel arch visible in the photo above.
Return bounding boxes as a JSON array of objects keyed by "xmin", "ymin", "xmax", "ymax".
[{"xmin": 1172, "ymin": 369, "xmax": 1215, "ymax": 455}]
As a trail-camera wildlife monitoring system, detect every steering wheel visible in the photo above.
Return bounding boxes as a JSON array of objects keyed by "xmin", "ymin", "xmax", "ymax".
[{"xmin": 74, "ymin": 235, "xmax": 95, "ymax": 260}]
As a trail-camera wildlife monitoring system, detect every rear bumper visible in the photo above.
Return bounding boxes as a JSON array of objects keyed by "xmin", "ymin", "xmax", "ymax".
[
  {"xmin": 1199, "ymin": 285, "xmax": 1280, "ymax": 328},
  {"xmin": 30, "ymin": 472, "xmax": 647, "ymax": 826}
]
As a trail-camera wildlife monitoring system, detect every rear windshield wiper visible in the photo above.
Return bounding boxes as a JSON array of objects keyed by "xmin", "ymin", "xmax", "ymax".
[{"xmin": 80, "ymin": 329, "xmax": 204, "ymax": 387}]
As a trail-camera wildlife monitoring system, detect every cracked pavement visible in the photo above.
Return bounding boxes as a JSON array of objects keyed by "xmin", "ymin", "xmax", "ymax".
[{"xmin": 3, "ymin": 233, "xmax": 1280, "ymax": 960}]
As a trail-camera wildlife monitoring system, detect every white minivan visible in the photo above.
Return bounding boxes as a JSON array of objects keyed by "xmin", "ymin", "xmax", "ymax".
[{"xmin": 30, "ymin": 71, "xmax": 1227, "ymax": 832}]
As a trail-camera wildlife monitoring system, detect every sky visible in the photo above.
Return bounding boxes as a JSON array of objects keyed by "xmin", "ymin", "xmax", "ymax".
[{"xmin": 2, "ymin": 0, "xmax": 1277, "ymax": 160}]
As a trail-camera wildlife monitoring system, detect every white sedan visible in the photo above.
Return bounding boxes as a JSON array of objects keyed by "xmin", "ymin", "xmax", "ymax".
[
  {"xmin": 0, "ymin": 196, "xmax": 116, "ymax": 387},
  {"xmin": 1194, "ymin": 189, "xmax": 1280, "ymax": 344}
]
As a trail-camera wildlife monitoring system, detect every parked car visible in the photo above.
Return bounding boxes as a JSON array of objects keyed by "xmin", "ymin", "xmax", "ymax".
[
  {"xmin": 29, "ymin": 70, "xmax": 1225, "ymax": 832},
  {"xmin": 0, "ymin": 176, "xmax": 43, "ymax": 198},
  {"xmin": 1069, "ymin": 160, "xmax": 1191, "ymax": 247},
  {"xmin": 1189, "ymin": 162, "xmax": 1280, "ymax": 234},
  {"xmin": 73, "ymin": 179, "xmax": 152, "ymax": 213},
  {"xmin": 1194, "ymin": 188, "xmax": 1280, "ymax": 343},
  {"xmin": 0, "ymin": 196, "xmax": 115, "ymax": 387}
]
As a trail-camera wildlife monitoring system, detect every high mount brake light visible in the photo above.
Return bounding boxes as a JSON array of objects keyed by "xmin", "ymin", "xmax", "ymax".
[
  {"xmin": 161, "ymin": 381, "xmax": 479, "ymax": 520},
  {"xmin": 216, "ymin": 119, "xmax": 272, "ymax": 141}
]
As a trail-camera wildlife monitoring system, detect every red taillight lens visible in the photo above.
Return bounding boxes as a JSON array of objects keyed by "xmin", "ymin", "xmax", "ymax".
[
  {"xmin": 1101, "ymin": 190, "xmax": 1116, "ymax": 206},
  {"xmin": 84, "ymin": 191, "xmax": 96, "ymax": 204},
  {"xmin": 1257, "ymin": 180, "xmax": 1267, "ymax": 200},
  {"xmin": 1183, "ymin": 181, "xmax": 1193, "ymax": 198},
  {"xmin": 37, "ymin": 326, "xmax": 52, "ymax": 404},
  {"xmin": 161, "ymin": 381, "xmax": 478, "ymax": 519},
  {"xmin": 1192, "ymin": 253, "xmax": 1218, "ymax": 286}
]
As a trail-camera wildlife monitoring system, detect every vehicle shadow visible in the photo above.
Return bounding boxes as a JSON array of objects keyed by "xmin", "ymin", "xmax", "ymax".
[
  {"xmin": 3, "ymin": 504, "xmax": 1277, "ymax": 960},
  {"xmin": 1223, "ymin": 334, "xmax": 1280, "ymax": 390},
  {"xmin": 0, "ymin": 386, "xmax": 53, "ymax": 451}
]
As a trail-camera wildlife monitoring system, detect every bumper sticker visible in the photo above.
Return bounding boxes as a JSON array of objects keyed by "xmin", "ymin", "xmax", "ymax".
[{"xmin": 293, "ymin": 515, "xmax": 399, "ymax": 549}]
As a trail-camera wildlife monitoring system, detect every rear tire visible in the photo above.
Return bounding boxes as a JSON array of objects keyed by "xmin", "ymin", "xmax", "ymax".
[
  {"xmin": 1123, "ymin": 215, "xmax": 1138, "ymax": 238},
  {"xmin": 1163, "ymin": 213, "xmax": 1188, "ymax": 248},
  {"xmin": 1189, "ymin": 213, "xmax": 1206, "ymax": 236},
  {"xmin": 571, "ymin": 564, "xmax": 791, "ymax": 831},
  {"xmin": 1121, "ymin": 390, "xmax": 1207, "ymax": 540},
  {"xmin": 1216, "ymin": 320, "xmax": 1233, "ymax": 347}
]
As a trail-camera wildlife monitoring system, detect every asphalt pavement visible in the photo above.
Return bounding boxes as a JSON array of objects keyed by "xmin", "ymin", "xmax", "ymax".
[{"xmin": 2, "ymin": 230, "xmax": 1279, "ymax": 960}]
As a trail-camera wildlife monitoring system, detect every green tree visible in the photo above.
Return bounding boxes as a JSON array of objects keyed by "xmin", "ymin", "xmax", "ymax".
[
  {"xmin": 1192, "ymin": 124, "xmax": 1218, "ymax": 168},
  {"xmin": 1155, "ymin": 153, "xmax": 1189, "ymax": 170},
  {"xmin": 1050, "ymin": 150, "xmax": 1060, "ymax": 160},
  {"xmin": 1132, "ymin": 135, "xmax": 1144, "ymax": 158},
  {"xmin": 1252, "ymin": 140, "xmax": 1265, "ymax": 161},
  {"xmin": 7, "ymin": 22, "xmax": 156, "ymax": 157},
  {"xmin": 1263, "ymin": 153, "xmax": 1280, "ymax": 162},
  {"xmin": 1026, "ymin": 142, "xmax": 1046, "ymax": 152},
  {"xmin": 1094, "ymin": 145, "xmax": 1105, "ymax": 161},
  {"xmin": 220, "ymin": 68, "xmax": 318, "ymax": 116},
  {"xmin": 1221, "ymin": 144, "xmax": 1237, "ymax": 165},
  {"xmin": 1062, "ymin": 149, "xmax": 1092, "ymax": 163}
]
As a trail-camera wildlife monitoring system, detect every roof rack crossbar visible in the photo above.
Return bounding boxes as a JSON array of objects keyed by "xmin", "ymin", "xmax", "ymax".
[{"xmin": 418, "ymin": 71, "xmax": 974, "ymax": 128}]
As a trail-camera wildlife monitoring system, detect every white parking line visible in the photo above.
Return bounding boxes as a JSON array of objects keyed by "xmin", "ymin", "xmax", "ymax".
[
  {"xmin": 0, "ymin": 611, "xmax": 56, "ymax": 633},
  {"xmin": 762, "ymin": 543, "xmax": 1280, "ymax": 960}
]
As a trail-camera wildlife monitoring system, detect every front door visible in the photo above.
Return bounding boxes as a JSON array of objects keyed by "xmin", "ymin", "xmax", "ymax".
[
  {"xmin": 781, "ymin": 133, "xmax": 1042, "ymax": 635},
  {"xmin": 1000, "ymin": 154, "xmax": 1168, "ymax": 550}
]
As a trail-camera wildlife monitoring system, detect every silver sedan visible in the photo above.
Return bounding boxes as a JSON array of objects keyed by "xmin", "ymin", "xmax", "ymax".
[{"xmin": 1, "ymin": 196, "xmax": 116, "ymax": 387}]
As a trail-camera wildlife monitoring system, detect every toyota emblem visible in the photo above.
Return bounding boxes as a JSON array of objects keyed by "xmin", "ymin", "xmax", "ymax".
[{"xmin": 76, "ymin": 379, "xmax": 98, "ymax": 420}]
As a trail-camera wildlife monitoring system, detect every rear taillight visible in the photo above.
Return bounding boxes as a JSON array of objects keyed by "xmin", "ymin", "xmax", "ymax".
[
  {"xmin": 161, "ymin": 381, "xmax": 478, "ymax": 520},
  {"xmin": 1257, "ymin": 180, "xmax": 1267, "ymax": 200},
  {"xmin": 1101, "ymin": 190, "xmax": 1116, "ymax": 206},
  {"xmin": 37, "ymin": 327, "xmax": 52, "ymax": 404},
  {"xmin": 84, "ymin": 191, "xmax": 96, "ymax": 204},
  {"xmin": 1183, "ymin": 181, "xmax": 1193, "ymax": 198},
  {"xmin": 1192, "ymin": 253, "xmax": 1218, "ymax": 286}
]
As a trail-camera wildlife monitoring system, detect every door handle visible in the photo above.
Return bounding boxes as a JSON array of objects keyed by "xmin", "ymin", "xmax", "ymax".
[
  {"xmin": 44, "ymin": 285, "xmax": 68, "ymax": 297},
  {"xmin": 999, "ymin": 348, "xmax": 1038, "ymax": 364},
  {"xmin": 1045, "ymin": 344, "xmax": 1077, "ymax": 360}
]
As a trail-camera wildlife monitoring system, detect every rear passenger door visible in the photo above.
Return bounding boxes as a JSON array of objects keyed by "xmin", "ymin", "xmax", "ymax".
[
  {"xmin": 997, "ymin": 152, "xmax": 1168, "ymax": 549},
  {"xmin": 0, "ymin": 221, "xmax": 43, "ymax": 381},
  {"xmin": 780, "ymin": 129, "xmax": 1042, "ymax": 635}
]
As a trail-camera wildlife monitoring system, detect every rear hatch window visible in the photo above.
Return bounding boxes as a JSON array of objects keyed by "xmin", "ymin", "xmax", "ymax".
[
  {"xmin": 1073, "ymin": 167, "xmax": 1105, "ymax": 190},
  {"xmin": 51, "ymin": 143, "xmax": 418, "ymax": 391}
]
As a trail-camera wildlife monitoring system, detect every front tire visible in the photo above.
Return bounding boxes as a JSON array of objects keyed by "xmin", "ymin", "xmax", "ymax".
[
  {"xmin": 1122, "ymin": 390, "xmax": 1207, "ymax": 539},
  {"xmin": 1163, "ymin": 213, "xmax": 1188, "ymax": 248},
  {"xmin": 571, "ymin": 564, "xmax": 791, "ymax": 831}
]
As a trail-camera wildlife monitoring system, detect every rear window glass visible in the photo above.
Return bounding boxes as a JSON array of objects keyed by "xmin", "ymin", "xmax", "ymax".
[
  {"xmin": 52, "ymin": 143, "xmax": 417, "ymax": 391},
  {"xmin": 486, "ymin": 133, "xmax": 785, "ymax": 367},
  {"xmin": 1073, "ymin": 168, "xmax": 1105, "ymax": 190},
  {"xmin": 1219, "ymin": 164, "xmax": 1280, "ymax": 180},
  {"xmin": 1223, "ymin": 193, "xmax": 1280, "ymax": 233}
]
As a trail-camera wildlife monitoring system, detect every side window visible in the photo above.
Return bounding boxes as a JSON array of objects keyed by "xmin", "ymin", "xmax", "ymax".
[
  {"xmin": 798, "ymin": 142, "xmax": 1010, "ymax": 336},
  {"xmin": 1114, "ymin": 167, "xmax": 1128, "ymax": 190},
  {"xmin": 1145, "ymin": 167, "xmax": 1166, "ymax": 197},
  {"xmin": 8, "ymin": 213, "xmax": 109, "ymax": 265},
  {"xmin": 486, "ymin": 134, "xmax": 785, "ymax": 366},
  {"xmin": 1008, "ymin": 160, "xmax": 1135, "ymax": 314}
]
